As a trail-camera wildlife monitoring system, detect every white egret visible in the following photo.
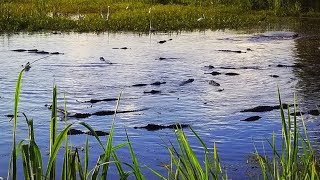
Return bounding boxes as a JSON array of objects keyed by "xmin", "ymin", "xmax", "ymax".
[
  {"xmin": 197, "ymin": 14, "xmax": 205, "ymax": 22},
  {"xmin": 149, "ymin": 8, "xmax": 156, "ymax": 32},
  {"xmin": 106, "ymin": 6, "xmax": 110, "ymax": 20}
]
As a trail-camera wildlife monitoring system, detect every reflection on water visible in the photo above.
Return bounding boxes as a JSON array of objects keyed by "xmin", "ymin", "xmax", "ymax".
[
  {"xmin": 293, "ymin": 19, "xmax": 320, "ymax": 108},
  {"xmin": 0, "ymin": 20, "xmax": 320, "ymax": 179}
]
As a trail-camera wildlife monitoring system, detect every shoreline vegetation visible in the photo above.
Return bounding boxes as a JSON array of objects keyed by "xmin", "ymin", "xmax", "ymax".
[
  {"xmin": 0, "ymin": 0, "xmax": 320, "ymax": 32},
  {"xmin": 5, "ymin": 66, "xmax": 320, "ymax": 179}
]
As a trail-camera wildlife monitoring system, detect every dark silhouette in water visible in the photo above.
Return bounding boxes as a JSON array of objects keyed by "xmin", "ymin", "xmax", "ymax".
[
  {"xmin": 225, "ymin": 72, "xmax": 240, "ymax": 76},
  {"xmin": 132, "ymin": 83, "xmax": 148, "ymax": 87},
  {"xmin": 150, "ymin": 81, "xmax": 166, "ymax": 86},
  {"xmin": 144, "ymin": 90, "xmax": 161, "ymax": 94},
  {"xmin": 134, "ymin": 123, "xmax": 189, "ymax": 131},
  {"xmin": 270, "ymin": 75, "xmax": 280, "ymax": 78},
  {"xmin": 100, "ymin": 56, "xmax": 113, "ymax": 64},
  {"xmin": 22, "ymin": 62, "xmax": 31, "ymax": 71},
  {"xmin": 68, "ymin": 128, "xmax": 109, "ymax": 136},
  {"xmin": 217, "ymin": 50, "xmax": 246, "ymax": 53},
  {"xmin": 241, "ymin": 104, "xmax": 293, "ymax": 113},
  {"xmin": 208, "ymin": 80, "xmax": 220, "ymax": 86},
  {"xmin": 241, "ymin": 116, "xmax": 261, "ymax": 122},
  {"xmin": 205, "ymin": 71, "xmax": 221, "ymax": 76},
  {"xmin": 179, "ymin": 78, "xmax": 194, "ymax": 86},
  {"xmin": 70, "ymin": 108, "xmax": 149, "ymax": 119}
]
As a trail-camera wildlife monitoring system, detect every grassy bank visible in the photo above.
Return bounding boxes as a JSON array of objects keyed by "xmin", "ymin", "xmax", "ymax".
[
  {"xmin": 5, "ymin": 67, "xmax": 320, "ymax": 179},
  {"xmin": 0, "ymin": 0, "xmax": 319, "ymax": 32}
]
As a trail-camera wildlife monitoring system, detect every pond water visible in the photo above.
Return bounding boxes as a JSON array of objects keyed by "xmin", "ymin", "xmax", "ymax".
[{"xmin": 0, "ymin": 19, "xmax": 320, "ymax": 179}]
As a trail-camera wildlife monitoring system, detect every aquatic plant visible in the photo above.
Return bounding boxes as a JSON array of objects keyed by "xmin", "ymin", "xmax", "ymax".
[{"xmin": 254, "ymin": 91, "xmax": 320, "ymax": 179}]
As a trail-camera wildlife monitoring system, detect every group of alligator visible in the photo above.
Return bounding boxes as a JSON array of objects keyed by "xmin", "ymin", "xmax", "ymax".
[{"xmin": 9, "ymin": 32, "xmax": 318, "ymax": 136}]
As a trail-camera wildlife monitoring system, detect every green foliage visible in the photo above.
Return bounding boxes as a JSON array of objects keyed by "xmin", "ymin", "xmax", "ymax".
[
  {"xmin": 0, "ymin": 0, "xmax": 319, "ymax": 32},
  {"xmin": 254, "ymin": 91, "xmax": 320, "ymax": 179}
]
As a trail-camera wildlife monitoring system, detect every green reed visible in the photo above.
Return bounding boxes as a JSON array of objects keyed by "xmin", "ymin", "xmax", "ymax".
[{"xmin": 254, "ymin": 90, "xmax": 320, "ymax": 179}]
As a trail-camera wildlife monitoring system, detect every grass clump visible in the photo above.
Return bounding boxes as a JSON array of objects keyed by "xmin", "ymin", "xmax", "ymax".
[{"xmin": 254, "ymin": 91, "xmax": 320, "ymax": 179}]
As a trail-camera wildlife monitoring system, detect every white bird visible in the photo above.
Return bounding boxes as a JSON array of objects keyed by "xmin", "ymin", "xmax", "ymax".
[
  {"xmin": 149, "ymin": 8, "xmax": 156, "ymax": 32},
  {"xmin": 106, "ymin": 6, "xmax": 110, "ymax": 20},
  {"xmin": 100, "ymin": 6, "xmax": 110, "ymax": 20},
  {"xmin": 126, "ymin": 5, "xmax": 129, "ymax": 10},
  {"xmin": 197, "ymin": 14, "xmax": 205, "ymax": 22},
  {"xmin": 77, "ymin": 8, "xmax": 84, "ymax": 21}
]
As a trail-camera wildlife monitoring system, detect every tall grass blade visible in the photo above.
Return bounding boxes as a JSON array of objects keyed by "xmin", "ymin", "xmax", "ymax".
[
  {"xmin": 100, "ymin": 91, "xmax": 122, "ymax": 179},
  {"xmin": 49, "ymin": 85, "xmax": 58, "ymax": 179},
  {"xmin": 8, "ymin": 69, "xmax": 24, "ymax": 180},
  {"xmin": 45, "ymin": 123, "xmax": 73, "ymax": 179},
  {"xmin": 125, "ymin": 129, "xmax": 145, "ymax": 180}
]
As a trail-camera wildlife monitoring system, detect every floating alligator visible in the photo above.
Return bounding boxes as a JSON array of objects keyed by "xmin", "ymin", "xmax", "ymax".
[
  {"xmin": 158, "ymin": 38, "xmax": 172, "ymax": 44},
  {"xmin": 240, "ymin": 116, "xmax": 261, "ymax": 122},
  {"xmin": 69, "ymin": 108, "xmax": 149, "ymax": 119},
  {"xmin": 208, "ymin": 80, "xmax": 220, "ymax": 86},
  {"xmin": 156, "ymin": 57, "xmax": 179, "ymax": 60},
  {"xmin": 217, "ymin": 50, "xmax": 246, "ymax": 53},
  {"xmin": 77, "ymin": 98, "xmax": 118, "ymax": 104},
  {"xmin": 112, "ymin": 47, "xmax": 129, "ymax": 49},
  {"xmin": 67, "ymin": 128, "xmax": 109, "ymax": 136},
  {"xmin": 179, "ymin": 78, "xmax": 194, "ymax": 86},
  {"xmin": 204, "ymin": 71, "xmax": 239, "ymax": 76},
  {"xmin": 134, "ymin": 123, "xmax": 189, "ymax": 131},
  {"xmin": 12, "ymin": 49, "xmax": 64, "ymax": 55},
  {"xmin": 241, "ymin": 103, "xmax": 294, "ymax": 113},
  {"xmin": 143, "ymin": 90, "xmax": 161, "ymax": 94},
  {"xmin": 132, "ymin": 81, "xmax": 166, "ymax": 87},
  {"xmin": 248, "ymin": 32, "xmax": 299, "ymax": 42}
]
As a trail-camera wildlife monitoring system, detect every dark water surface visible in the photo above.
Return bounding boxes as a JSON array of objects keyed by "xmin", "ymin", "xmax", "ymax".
[{"xmin": 0, "ymin": 20, "xmax": 320, "ymax": 179}]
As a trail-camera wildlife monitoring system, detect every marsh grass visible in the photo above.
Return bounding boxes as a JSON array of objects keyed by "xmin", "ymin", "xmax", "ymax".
[{"xmin": 1, "ymin": 0, "xmax": 319, "ymax": 32}]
